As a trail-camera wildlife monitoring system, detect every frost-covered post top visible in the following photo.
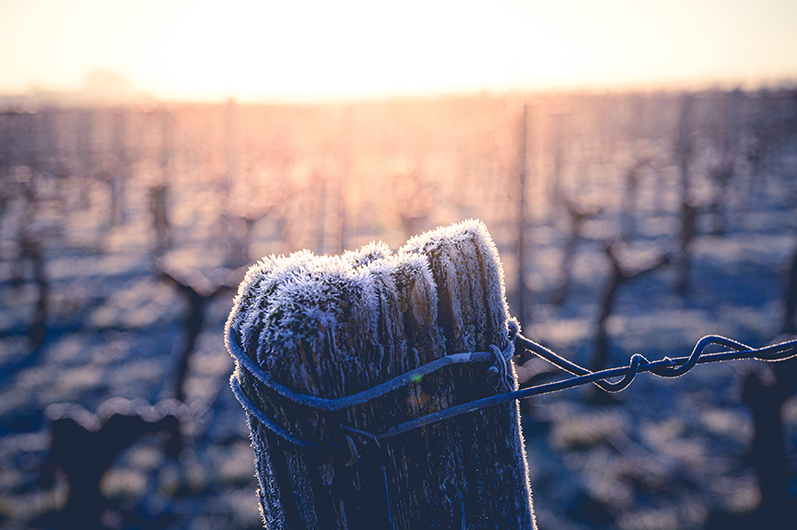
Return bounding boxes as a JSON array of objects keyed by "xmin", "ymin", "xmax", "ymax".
[{"xmin": 226, "ymin": 219, "xmax": 517, "ymax": 391}]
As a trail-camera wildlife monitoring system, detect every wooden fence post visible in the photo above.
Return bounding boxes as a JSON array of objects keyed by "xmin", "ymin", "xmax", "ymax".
[
  {"xmin": 674, "ymin": 94, "xmax": 695, "ymax": 296},
  {"xmin": 226, "ymin": 220, "xmax": 535, "ymax": 529},
  {"xmin": 516, "ymin": 102, "xmax": 531, "ymax": 327}
]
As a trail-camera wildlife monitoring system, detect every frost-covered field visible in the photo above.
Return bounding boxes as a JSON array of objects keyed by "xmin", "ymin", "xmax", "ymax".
[{"xmin": 0, "ymin": 89, "xmax": 796, "ymax": 529}]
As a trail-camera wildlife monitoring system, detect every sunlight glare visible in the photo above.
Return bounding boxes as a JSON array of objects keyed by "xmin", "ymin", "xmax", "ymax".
[{"xmin": 148, "ymin": 0, "xmax": 577, "ymax": 101}]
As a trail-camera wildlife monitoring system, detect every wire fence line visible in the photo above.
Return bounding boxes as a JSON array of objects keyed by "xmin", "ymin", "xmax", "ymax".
[{"xmin": 229, "ymin": 325, "xmax": 797, "ymax": 452}]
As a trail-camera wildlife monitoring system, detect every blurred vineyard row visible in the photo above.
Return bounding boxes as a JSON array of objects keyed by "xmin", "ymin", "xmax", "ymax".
[{"xmin": 1, "ymin": 86, "xmax": 796, "ymax": 529}]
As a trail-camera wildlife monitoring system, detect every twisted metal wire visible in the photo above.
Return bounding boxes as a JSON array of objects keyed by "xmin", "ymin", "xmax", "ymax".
[
  {"xmin": 229, "ymin": 329, "xmax": 797, "ymax": 448},
  {"xmin": 516, "ymin": 333, "xmax": 797, "ymax": 393},
  {"xmin": 227, "ymin": 324, "xmax": 512, "ymax": 412}
]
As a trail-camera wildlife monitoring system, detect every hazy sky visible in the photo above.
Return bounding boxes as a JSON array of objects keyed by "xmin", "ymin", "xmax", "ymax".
[{"xmin": 1, "ymin": 0, "xmax": 795, "ymax": 101}]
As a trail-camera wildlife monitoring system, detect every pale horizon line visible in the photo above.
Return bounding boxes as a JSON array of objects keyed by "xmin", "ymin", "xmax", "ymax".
[{"xmin": 1, "ymin": 71, "xmax": 795, "ymax": 107}]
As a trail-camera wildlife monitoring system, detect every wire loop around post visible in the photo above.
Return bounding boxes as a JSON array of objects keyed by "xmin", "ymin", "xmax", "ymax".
[{"xmin": 229, "ymin": 326, "xmax": 797, "ymax": 448}]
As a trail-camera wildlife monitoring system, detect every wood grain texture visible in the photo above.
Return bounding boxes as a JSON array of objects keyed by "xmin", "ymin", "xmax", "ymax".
[{"xmin": 402, "ymin": 219, "xmax": 535, "ymax": 529}]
